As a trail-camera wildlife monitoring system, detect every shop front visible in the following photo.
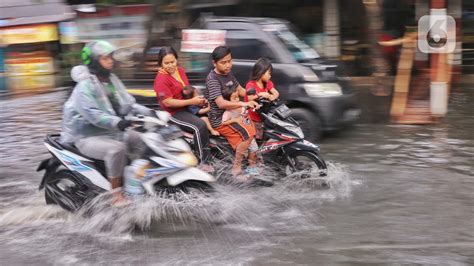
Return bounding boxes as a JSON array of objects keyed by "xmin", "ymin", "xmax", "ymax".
[{"xmin": 2, "ymin": 23, "xmax": 59, "ymax": 95}]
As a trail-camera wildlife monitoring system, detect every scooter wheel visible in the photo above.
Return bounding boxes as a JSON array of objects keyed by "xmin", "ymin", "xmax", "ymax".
[
  {"xmin": 284, "ymin": 151, "xmax": 328, "ymax": 179},
  {"xmin": 44, "ymin": 170, "xmax": 88, "ymax": 212}
]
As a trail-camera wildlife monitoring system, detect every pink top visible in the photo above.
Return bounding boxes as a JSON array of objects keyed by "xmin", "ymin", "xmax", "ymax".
[{"xmin": 244, "ymin": 80, "xmax": 274, "ymax": 122}]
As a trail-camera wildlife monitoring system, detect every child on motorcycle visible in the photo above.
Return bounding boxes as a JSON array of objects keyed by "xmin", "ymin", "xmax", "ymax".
[
  {"xmin": 182, "ymin": 85, "xmax": 220, "ymax": 136},
  {"xmin": 245, "ymin": 58, "xmax": 280, "ymax": 139},
  {"xmin": 221, "ymin": 87, "xmax": 259, "ymax": 176}
]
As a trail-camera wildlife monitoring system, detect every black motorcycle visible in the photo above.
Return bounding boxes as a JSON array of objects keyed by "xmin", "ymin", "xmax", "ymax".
[{"xmin": 185, "ymin": 88, "xmax": 328, "ymax": 186}]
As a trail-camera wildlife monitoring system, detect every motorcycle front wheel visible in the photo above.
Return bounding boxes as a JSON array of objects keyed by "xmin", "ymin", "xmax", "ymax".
[{"xmin": 284, "ymin": 151, "xmax": 328, "ymax": 185}]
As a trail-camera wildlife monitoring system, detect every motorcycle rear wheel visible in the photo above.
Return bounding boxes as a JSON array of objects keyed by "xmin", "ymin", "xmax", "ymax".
[{"xmin": 44, "ymin": 170, "xmax": 90, "ymax": 212}]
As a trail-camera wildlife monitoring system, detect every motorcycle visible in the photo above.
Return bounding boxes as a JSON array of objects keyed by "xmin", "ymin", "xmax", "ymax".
[
  {"xmin": 37, "ymin": 111, "xmax": 216, "ymax": 212},
  {"xmin": 184, "ymin": 89, "xmax": 328, "ymax": 186}
]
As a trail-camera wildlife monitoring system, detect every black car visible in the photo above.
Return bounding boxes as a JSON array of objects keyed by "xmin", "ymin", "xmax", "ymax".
[{"xmin": 194, "ymin": 16, "xmax": 360, "ymax": 142}]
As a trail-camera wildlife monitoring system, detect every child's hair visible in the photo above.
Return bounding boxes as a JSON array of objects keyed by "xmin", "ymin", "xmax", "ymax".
[
  {"xmin": 250, "ymin": 57, "xmax": 273, "ymax": 81},
  {"xmin": 182, "ymin": 85, "xmax": 195, "ymax": 99},
  {"xmin": 222, "ymin": 85, "xmax": 238, "ymax": 101}
]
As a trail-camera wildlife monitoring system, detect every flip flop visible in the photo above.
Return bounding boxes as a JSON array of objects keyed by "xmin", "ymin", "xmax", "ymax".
[
  {"xmin": 244, "ymin": 166, "xmax": 261, "ymax": 176},
  {"xmin": 233, "ymin": 173, "xmax": 251, "ymax": 182}
]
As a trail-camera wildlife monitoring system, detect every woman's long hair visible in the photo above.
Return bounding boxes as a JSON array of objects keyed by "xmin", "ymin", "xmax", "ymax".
[
  {"xmin": 250, "ymin": 58, "xmax": 273, "ymax": 81},
  {"xmin": 157, "ymin": 46, "xmax": 178, "ymax": 67}
]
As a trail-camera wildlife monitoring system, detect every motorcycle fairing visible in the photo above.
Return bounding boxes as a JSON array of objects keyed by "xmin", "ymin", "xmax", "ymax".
[{"xmin": 45, "ymin": 143, "xmax": 111, "ymax": 191}]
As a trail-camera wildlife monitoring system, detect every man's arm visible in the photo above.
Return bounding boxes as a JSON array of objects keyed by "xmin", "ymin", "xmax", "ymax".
[
  {"xmin": 237, "ymin": 84, "xmax": 247, "ymax": 98},
  {"xmin": 215, "ymin": 95, "xmax": 246, "ymax": 110}
]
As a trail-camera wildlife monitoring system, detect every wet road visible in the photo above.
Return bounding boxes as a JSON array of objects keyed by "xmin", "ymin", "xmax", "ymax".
[{"xmin": 0, "ymin": 88, "xmax": 473, "ymax": 265}]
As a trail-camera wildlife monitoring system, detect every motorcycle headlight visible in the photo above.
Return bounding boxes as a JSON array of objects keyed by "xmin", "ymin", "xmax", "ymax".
[
  {"xmin": 176, "ymin": 152, "xmax": 198, "ymax": 167},
  {"xmin": 303, "ymin": 83, "xmax": 342, "ymax": 97}
]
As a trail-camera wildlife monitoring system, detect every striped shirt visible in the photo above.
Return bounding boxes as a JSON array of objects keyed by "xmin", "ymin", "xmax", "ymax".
[{"xmin": 203, "ymin": 70, "xmax": 240, "ymax": 128}]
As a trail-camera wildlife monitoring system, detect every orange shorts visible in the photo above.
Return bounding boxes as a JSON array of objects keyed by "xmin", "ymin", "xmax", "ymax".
[{"xmin": 215, "ymin": 118, "xmax": 256, "ymax": 150}]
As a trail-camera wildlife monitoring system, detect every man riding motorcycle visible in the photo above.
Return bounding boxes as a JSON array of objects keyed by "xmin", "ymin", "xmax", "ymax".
[{"xmin": 61, "ymin": 40, "xmax": 154, "ymax": 204}]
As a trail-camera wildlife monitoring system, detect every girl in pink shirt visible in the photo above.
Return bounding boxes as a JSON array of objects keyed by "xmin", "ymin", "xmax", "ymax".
[{"xmin": 245, "ymin": 58, "xmax": 280, "ymax": 138}]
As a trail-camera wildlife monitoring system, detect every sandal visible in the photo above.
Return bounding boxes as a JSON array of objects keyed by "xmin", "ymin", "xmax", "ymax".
[
  {"xmin": 244, "ymin": 166, "xmax": 261, "ymax": 176},
  {"xmin": 233, "ymin": 173, "xmax": 252, "ymax": 183}
]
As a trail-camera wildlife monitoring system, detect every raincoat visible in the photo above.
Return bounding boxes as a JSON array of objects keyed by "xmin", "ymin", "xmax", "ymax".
[{"xmin": 60, "ymin": 65, "xmax": 151, "ymax": 144}]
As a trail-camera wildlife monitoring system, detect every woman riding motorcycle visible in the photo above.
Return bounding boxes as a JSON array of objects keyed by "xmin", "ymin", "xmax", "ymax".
[{"xmin": 60, "ymin": 40, "xmax": 154, "ymax": 203}]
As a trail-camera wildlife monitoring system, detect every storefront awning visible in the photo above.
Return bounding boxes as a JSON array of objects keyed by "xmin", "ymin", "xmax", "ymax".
[{"xmin": 0, "ymin": 0, "xmax": 75, "ymax": 27}]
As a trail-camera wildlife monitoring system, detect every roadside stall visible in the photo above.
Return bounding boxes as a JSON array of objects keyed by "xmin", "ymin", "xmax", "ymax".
[
  {"xmin": 0, "ymin": 0, "xmax": 74, "ymax": 96},
  {"xmin": 2, "ymin": 24, "xmax": 58, "ymax": 95}
]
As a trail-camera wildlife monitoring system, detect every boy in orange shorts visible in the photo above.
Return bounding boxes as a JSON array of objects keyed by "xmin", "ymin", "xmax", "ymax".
[{"xmin": 201, "ymin": 46, "xmax": 260, "ymax": 180}]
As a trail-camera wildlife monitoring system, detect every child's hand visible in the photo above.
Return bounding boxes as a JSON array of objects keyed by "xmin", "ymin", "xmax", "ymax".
[
  {"xmin": 192, "ymin": 96, "xmax": 207, "ymax": 107},
  {"xmin": 200, "ymin": 105, "xmax": 210, "ymax": 113},
  {"xmin": 258, "ymin": 92, "xmax": 271, "ymax": 99},
  {"xmin": 243, "ymin": 101, "xmax": 260, "ymax": 110}
]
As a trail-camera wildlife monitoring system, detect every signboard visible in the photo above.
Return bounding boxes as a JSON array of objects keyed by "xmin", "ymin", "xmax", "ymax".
[
  {"xmin": 181, "ymin": 29, "xmax": 226, "ymax": 53},
  {"xmin": 59, "ymin": 22, "xmax": 79, "ymax": 44},
  {"xmin": 75, "ymin": 16, "xmax": 147, "ymax": 49},
  {"xmin": 5, "ymin": 56, "xmax": 55, "ymax": 76},
  {"xmin": 1, "ymin": 24, "xmax": 58, "ymax": 45}
]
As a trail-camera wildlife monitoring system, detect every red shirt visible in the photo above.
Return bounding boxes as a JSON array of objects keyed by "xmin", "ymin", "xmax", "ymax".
[
  {"xmin": 245, "ymin": 80, "xmax": 274, "ymax": 122},
  {"xmin": 153, "ymin": 67, "xmax": 190, "ymax": 114}
]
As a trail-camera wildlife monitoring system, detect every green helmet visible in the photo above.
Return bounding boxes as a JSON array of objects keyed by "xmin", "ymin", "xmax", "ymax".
[{"xmin": 81, "ymin": 40, "xmax": 117, "ymax": 65}]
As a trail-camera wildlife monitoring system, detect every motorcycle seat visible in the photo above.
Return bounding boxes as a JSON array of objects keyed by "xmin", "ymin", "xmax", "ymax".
[{"xmin": 46, "ymin": 134, "xmax": 106, "ymax": 165}]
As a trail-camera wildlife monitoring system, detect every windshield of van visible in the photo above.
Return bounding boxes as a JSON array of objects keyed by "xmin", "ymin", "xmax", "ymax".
[{"xmin": 265, "ymin": 25, "xmax": 320, "ymax": 62}]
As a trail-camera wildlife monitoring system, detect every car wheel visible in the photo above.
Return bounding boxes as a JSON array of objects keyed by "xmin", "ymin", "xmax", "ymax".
[{"xmin": 290, "ymin": 108, "xmax": 322, "ymax": 142}]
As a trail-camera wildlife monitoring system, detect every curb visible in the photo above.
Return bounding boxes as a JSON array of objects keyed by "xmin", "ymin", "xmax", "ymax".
[{"xmin": 0, "ymin": 86, "xmax": 71, "ymax": 99}]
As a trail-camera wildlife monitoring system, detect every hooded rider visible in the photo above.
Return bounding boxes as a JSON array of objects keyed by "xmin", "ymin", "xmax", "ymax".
[{"xmin": 61, "ymin": 40, "xmax": 154, "ymax": 203}]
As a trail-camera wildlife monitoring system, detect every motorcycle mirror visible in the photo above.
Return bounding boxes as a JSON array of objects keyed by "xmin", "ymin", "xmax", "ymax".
[{"xmin": 247, "ymin": 88, "xmax": 257, "ymax": 96}]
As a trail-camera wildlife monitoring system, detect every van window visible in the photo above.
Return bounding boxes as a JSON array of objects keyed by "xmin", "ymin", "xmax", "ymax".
[
  {"xmin": 268, "ymin": 28, "xmax": 319, "ymax": 61},
  {"xmin": 226, "ymin": 38, "xmax": 274, "ymax": 61}
]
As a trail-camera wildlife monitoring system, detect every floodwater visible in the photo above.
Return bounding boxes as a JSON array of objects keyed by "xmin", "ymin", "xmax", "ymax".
[{"xmin": 0, "ymin": 88, "xmax": 472, "ymax": 265}]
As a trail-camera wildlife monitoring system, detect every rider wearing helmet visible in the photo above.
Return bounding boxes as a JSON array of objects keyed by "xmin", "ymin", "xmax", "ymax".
[{"xmin": 61, "ymin": 40, "xmax": 154, "ymax": 204}]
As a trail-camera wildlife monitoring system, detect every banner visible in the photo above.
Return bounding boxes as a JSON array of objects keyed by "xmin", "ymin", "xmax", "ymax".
[
  {"xmin": 59, "ymin": 22, "xmax": 79, "ymax": 44},
  {"xmin": 181, "ymin": 29, "xmax": 226, "ymax": 53},
  {"xmin": 1, "ymin": 24, "xmax": 58, "ymax": 45},
  {"xmin": 5, "ymin": 56, "xmax": 55, "ymax": 76}
]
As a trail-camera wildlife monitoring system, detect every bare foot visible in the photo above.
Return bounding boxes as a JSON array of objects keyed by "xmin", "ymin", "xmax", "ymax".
[
  {"xmin": 112, "ymin": 191, "xmax": 131, "ymax": 207},
  {"xmin": 231, "ymin": 166, "xmax": 241, "ymax": 177},
  {"xmin": 198, "ymin": 163, "xmax": 215, "ymax": 173}
]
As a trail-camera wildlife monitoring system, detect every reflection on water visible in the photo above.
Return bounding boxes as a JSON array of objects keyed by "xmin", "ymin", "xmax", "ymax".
[
  {"xmin": 0, "ymin": 77, "xmax": 5, "ymax": 92},
  {"xmin": 0, "ymin": 88, "xmax": 473, "ymax": 264}
]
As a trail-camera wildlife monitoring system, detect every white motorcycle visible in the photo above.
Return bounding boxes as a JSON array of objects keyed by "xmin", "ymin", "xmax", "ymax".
[{"xmin": 37, "ymin": 111, "xmax": 216, "ymax": 212}]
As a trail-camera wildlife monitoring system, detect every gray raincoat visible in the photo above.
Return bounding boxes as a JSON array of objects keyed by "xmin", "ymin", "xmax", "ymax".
[{"xmin": 60, "ymin": 65, "xmax": 151, "ymax": 144}]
